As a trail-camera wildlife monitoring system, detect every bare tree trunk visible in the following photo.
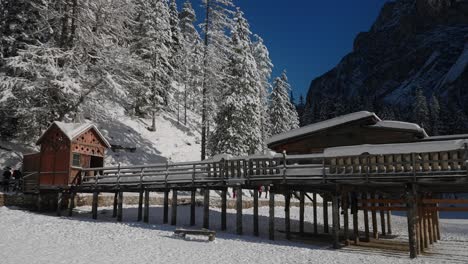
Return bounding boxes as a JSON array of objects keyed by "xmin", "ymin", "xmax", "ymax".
[
  {"xmin": 151, "ymin": 111, "xmax": 156, "ymax": 132},
  {"xmin": 177, "ymin": 92, "xmax": 180, "ymax": 124},
  {"xmin": 184, "ymin": 83, "xmax": 187, "ymax": 126}
]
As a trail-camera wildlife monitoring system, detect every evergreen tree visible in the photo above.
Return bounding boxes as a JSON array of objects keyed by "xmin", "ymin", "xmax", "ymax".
[
  {"xmin": 268, "ymin": 71, "xmax": 300, "ymax": 136},
  {"xmin": 412, "ymin": 88, "xmax": 429, "ymax": 130},
  {"xmin": 209, "ymin": 9, "xmax": 262, "ymax": 156},
  {"xmin": 296, "ymin": 95, "xmax": 306, "ymax": 126},
  {"xmin": 429, "ymin": 94, "xmax": 441, "ymax": 136}
]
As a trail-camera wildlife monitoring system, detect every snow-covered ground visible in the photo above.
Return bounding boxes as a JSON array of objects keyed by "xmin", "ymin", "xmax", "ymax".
[{"xmin": 1, "ymin": 203, "xmax": 467, "ymax": 264}]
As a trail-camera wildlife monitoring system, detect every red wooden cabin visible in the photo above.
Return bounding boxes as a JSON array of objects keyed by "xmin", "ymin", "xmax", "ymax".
[{"xmin": 22, "ymin": 122, "xmax": 110, "ymax": 192}]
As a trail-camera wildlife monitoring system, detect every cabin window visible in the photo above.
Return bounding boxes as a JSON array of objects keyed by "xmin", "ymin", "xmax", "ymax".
[{"xmin": 72, "ymin": 153, "xmax": 81, "ymax": 167}]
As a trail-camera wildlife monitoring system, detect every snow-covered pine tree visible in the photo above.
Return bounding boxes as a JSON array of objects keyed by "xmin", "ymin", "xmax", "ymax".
[
  {"xmin": 131, "ymin": 0, "xmax": 173, "ymax": 131},
  {"xmin": 169, "ymin": 0, "xmax": 183, "ymax": 112},
  {"xmin": 268, "ymin": 71, "xmax": 300, "ymax": 136},
  {"xmin": 200, "ymin": 0, "xmax": 235, "ymax": 159},
  {"xmin": 296, "ymin": 95, "xmax": 306, "ymax": 126},
  {"xmin": 412, "ymin": 88, "xmax": 429, "ymax": 131},
  {"xmin": 209, "ymin": 8, "xmax": 262, "ymax": 156},
  {"xmin": 252, "ymin": 35, "xmax": 273, "ymax": 150},
  {"xmin": 429, "ymin": 94, "xmax": 440, "ymax": 136}
]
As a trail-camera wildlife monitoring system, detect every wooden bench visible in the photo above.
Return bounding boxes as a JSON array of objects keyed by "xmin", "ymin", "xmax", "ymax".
[{"xmin": 174, "ymin": 228, "xmax": 216, "ymax": 241}]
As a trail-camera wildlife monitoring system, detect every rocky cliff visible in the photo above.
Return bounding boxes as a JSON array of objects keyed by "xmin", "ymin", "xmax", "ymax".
[{"xmin": 303, "ymin": 0, "xmax": 468, "ymax": 135}]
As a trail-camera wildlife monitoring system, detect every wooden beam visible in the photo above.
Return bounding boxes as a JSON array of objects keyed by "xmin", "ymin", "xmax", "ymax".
[
  {"xmin": 363, "ymin": 193, "xmax": 370, "ymax": 241},
  {"xmin": 352, "ymin": 193, "xmax": 359, "ymax": 245},
  {"xmin": 343, "ymin": 192, "xmax": 349, "ymax": 245},
  {"xmin": 163, "ymin": 190, "xmax": 169, "ymax": 224},
  {"xmin": 313, "ymin": 192, "xmax": 318, "ymax": 234},
  {"xmin": 406, "ymin": 184, "xmax": 418, "ymax": 259},
  {"xmin": 299, "ymin": 191, "xmax": 305, "ymax": 235},
  {"xmin": 285, "ymin": 192, "xmax": 291, "ymax": 240},
  {"xmin": 332, "ymin": 194, "xmax": 340, "ymax": 249},
  {"xmin": 171, "ymin": 189, "xmax": 177, "ymax": 226},
  {"xmin": 323, "ymin": 198, "xmax": 329, "ymax": 233},
  {"xmin": 379, "ymin": 194, "xmax": 386, "ymax": 236},
  {"xmin": 358, "ymin": 206, "xmax": 408, "ymax": 211},
  {"xmin": 143, "ymin": 190, "xmax": 149, "ymax": 223},
  {"xmin": 137, "ymin": 190, "xmax": 143, "ymax": 221},
  {"xmin": 253, "ymin": 189, "xmax": 259, "ymax": 236},
  {"xmin": 236, "ymin": 187, "xmax": 243, "ymax": 235},
  {"xmin": 92, "ymin": 191, "xmax": 98, "ymax": 220},
  {"xmin": 386, "ymin": 205, "xmax": 392, "ymax": 235},
  {"xmin": 117, "ymin": 191, "xmax": 123, "ymax": 222},
  {"xmin": 190, "ymin": 190, "xmax": 196, "ymax": 226},
  {"xmin": 370, "ymin": 193, "xmax": 378, "ymax": 239},
  {"xmin": 112, "ymin": 192, "xmax": 118, "ymax": 218},
  {"xmin": 221, "ymin": 188, "xmax": 227, "ymax": 230},
  {"xmin": 68, "ymin": 191, "xmax": 75, "ymax": 217},
  {"xmin": 203, "ymin": 188, "xmax": 209, "ymax": 229},
  {"xmin": 269, "ymin": 192, "xmax": 275, "ymax": 240}
]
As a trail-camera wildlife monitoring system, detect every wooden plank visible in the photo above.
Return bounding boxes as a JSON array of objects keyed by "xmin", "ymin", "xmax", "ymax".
[
  {"xmin": 221, "ymin": 188, "xmax": 227, "ymax": 230},
  {"xmin": 203, "ymin": 188, "xmax": 209, "ymax": 229},
  {"xmin": 143, "ymin": 190, "xmax": 149, "ymax": 223},
  {"xmin": 253, "ymin": 189, "xmax": 259, "ymax": 236},
  {"xmin": 190, "ymin": 190, "xmax": 196, "ymax": 226},
  {"xmin": 422, "ymin": 199, "xmax": 468, "ymax": 204},
  {"xmin": 332, "ymin": 194, "xmax": 340, "ymax": 249},
  {"xmin": 285, "ymin": 192, "xmax": 291, "ymax": 240},
  {"xmin": 313, "ymin": 192, "xmax": 318, "ymax": 234},
  {"xmin": 269, "ymin": 192, "xmax": 275, "ymax": 240},
  {"xmin": 358, "ymin": 206, "xmax": 408, "ymax": 211},
  {"xmin": 299, "ymin": 191, "xmax": 305, "ymax": 234},
  {"xmin": 163, "ymin": 190, "xmax": 169, "ymax": 224},
  {"xmin": 137, "ymin": 190, "xmax": 143, "ymax": 221},
  {"xmin": 171, "ymin": 189, "xmax": 177, "ymax": 226},
  {"xmin": 236, "ymin": 187, "xmax": 243, "ymax": 235}
]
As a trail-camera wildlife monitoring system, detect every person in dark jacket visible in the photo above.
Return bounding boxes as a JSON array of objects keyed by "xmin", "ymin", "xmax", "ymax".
[{"xmin": 2, "ymin": 167, "xmax": 12, "ymax": 192}]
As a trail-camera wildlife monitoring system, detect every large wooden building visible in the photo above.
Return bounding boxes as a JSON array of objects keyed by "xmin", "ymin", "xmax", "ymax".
[
  {"xmin": 23, "ymin": 122, "xmax": 110, "ymax": 192},
  {"xmin": 266, "ymin": 111, "xmax": 428, "ymax": 154}
]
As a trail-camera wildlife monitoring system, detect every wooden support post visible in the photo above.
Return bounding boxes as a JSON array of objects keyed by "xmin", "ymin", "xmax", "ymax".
[
  {"xmin": 171, "ymin": 189, "xmax": 177, "ymax": 226},
  {"xmin": 363, "ymin": 193, "xmax": 370, "ymax": 241},
  {"xmin": 112, "ymin": 192, "xmax": 118, "ymax": 218},
  {"xmin": 92, "ymin": 191, "xmax": 98, "ymax": 220},
  {"xmin": 163, "ymin": 190, "xmax": 169, "ymax": 224},
  {"xmin": 117, "ymin": 191, "xmax": 123, "ymax": 222},
  {"xmin": 236, "ymin": 187, "xmax": 243, "ymax": 235},
  {"xmin": 253, "ymin": 188, "xmax": 259, "ymax": 236},
  {"xmin": 68, "ymin": 191, "xmax": 75, "ymax": 217},
  {"xmin": 434, "ymin": 205, "xmax": 440, "ymax": 241},
  {"xmin": 371, "ymin": 193, "xmax": 378, "ymax": 239},
  {"xmin": 406, "ymin": 184, "xmax": 418, "ymax": 259},
  {"xmin": 418, "ymin": 207, "xmax": 423, "ymax": 254},
  {"xmin": 343, "ymin": 192, "xmax": 349, "ymax": 245},
  {"xmin": 379, "ymin": 194, "xmax": 386, "ymax": 236},
  {"xmin": 269, "ymin": 192, "xmax": 275, "ymax": 240},
  {"xmin": 386, "ymin": 206, "xmax": 392, "ymax": 235},
  {"xmin": 285, "ymin": 192, "xmax": 291, "ymax": 240},
  {"xmin": 332, "ymin": 194, "xmax": 340, "ymax": 249},
  {"xmin": 203, "ymin": 188, "xmax": 210, "ymax": 229},
  {"xmin": 352, "ymin": 193, "xmax": 359, "ymax": 245},
  {"xmin": 323, "ymin": 197, "xmax": 329, "ymax": 233},
  {"xmin": 313, "ymin": 192, "xmax": 318, "ymax": 235},
  {"xmin": 221, "ymin": 188, "xmax": 227, "ymax": 230},
  {"xmin": 56, "ymin": 191, "xmax": 63, "ymax": 216},
  {"xmin": 190, "ymin": 190, "xmax": 196, "ymax": 226},
  {"xmin": 36, "ymin": 193, "xmax": 42, "ymax": 212},
  {"xmin": 427, "ymin": 208, "xmax": 434, "ymax": 245},
  {"xmin": 299, "ymin": 191, "xmax": 305, "ymax": 235},
  {"xmin": 137, "ymin": 190, "xmax": 144, "ymax": 222},
  {"xmin": 421, "ymin": 207, "xmax": 428, "ymax": 249},
  {"xmin": 143, "ymin": 190, "xmax": 149, "ymax": 223}
]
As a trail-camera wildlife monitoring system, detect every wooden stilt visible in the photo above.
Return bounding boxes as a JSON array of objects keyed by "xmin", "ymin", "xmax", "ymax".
[
  {"xmin": 112, "ymin": 192, "xmax": 118, "ymax": 218},
  {"xmin": 190, "ymin": 190, "xmax": 196, "ymax": 226},
  {"xmin": 417, "ymin": 207, "xmax": 423, "ymax": 254},
  {"xmin": 253, "ymin": 188, "xmax": 259, "ymax": 236},
  {"xmin": 171, "ymin": 189, "xmax": 177, "ymax": 226},
  {"xmin": 236, "ymin": 187, "xmax": 243, "ymax": 235},
  {"xmin": 323, "ymin": 197, "xmax": 329, "ymax": 233},
  {"xmin": 117, "ymin": 191, "xmax": 123, "ymax": 222},
  {"xmin": 352, "ymin": 193, "xmax": 359, "ymax": 245},
  {"xmin": 406, "ymin": 184, "xmax": 418, "ymax": 259},
  {"xmin": 427, "ymin": 208, "xmax": 434, "ymax": 245},
  {"xmin": 269, "ymin": 192, "xmax": 275, "ymax": 240},
  {"xmin": 36, "ymin": 193, "xmax": 42, "ymax": 212},
  {"xmin": 299, "ymin": 191, "xmax": 305, "ymax": 234},
  {"xmin": 363, "ymin": 193, "xmax": 370, "ymax": 241},
  {"xmin": 422, "ymin": 207, "xmax": 428, "ymax": 249},
  {"xmin": 203, "ymin": 188, "xmax": 210, "ymax": 229},
  {"xmin": 343, "ymin": 192, "xmax": 349, "ymax": 245},
  {"xmin": 386, "ymin": 206, "xmax": 392, "ymax": 235},
  {"xmin": 56, "ymin": 191, "xmax": 63, "ymax": 216},
  {"xmin": 371, "ymin": 193, "xmax": 378, "ymax": 239},
  {"xmin": 434, "ymin": 205, "xmax": 440, "ymax": 241},
  {"xmin": 313, "ymin": 192, "xmax": 318, "ymax": 234},
  {"xmin": 92, "ymin": 191, "xmax": 98, "ymax": 220},
  {"xmin": 68, "ymin": 191, "xmax": 75, "ymax": 217},
  {"xmin": 143, "ymin": 190, "xmax": 149, "ymax": 223},
  {"xmin": 163, "ymin": 190, "xmax": 169, "ymax": 224},
  {"xmin": 332, "ymin": 194, "xmax": 340, "ymax": 249},
  {"xmin": 379, "ymin": 194, "xmax": 386, "ymax": 236},
  {"xmin": 137, "ymin": 190, "xmax": 143, "ymax": 221},
  {"xmin": 221, "ymin": 188, "xmax": 227, "ymax": 230},
  {"xmin": 285, "ymin": 192, "xmax": 291, "ymax": 240}
]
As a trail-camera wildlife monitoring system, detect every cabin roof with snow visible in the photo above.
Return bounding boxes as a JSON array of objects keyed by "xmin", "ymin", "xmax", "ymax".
[
  {"xmin": 267, "ymin": 111, "xmax": 428, "ymax": 154},
  {"xmin": 36, "ymin": 121, "xmax": 111, "ymax": 148}
]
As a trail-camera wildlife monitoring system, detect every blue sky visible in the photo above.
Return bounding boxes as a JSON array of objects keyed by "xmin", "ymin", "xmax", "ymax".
[{"xmin": 178, "ymin": 0, "xmax": 388, "ymax": 101}]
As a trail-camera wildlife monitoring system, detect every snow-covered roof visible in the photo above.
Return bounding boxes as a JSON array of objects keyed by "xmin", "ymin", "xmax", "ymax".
[
  {"xmin": 266, "ymin": 111, "xmax": 380, "ymax": 146},
  {"xmin": 421, "ymin": 134, "xmax": 468, "ymax": 142},
  {"xmin": 323, "ymin": 139, "xmax": 468, "ymax": 157},
  {"xmin": 368, "ymin": 120, "xmax": 428, "ymax": 137},
  {"xmin": 37, "ymin": 121, "xmax": 111, "ymax": 148}
]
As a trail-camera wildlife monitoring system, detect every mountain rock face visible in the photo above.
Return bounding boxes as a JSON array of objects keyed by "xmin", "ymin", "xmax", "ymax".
[{"xmin": 303, "ymin": 0, "xmax": 468, "ymax": 135}]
